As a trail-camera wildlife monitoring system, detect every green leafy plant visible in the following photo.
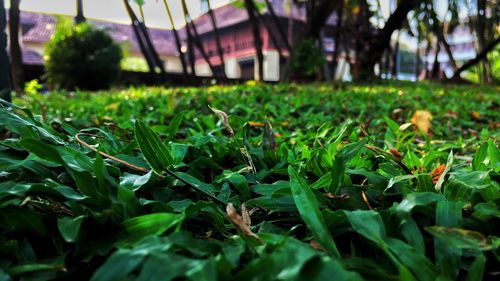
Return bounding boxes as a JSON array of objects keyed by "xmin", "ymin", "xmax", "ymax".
[
  {"xmin": 289, "ymin": 38, "xmax": 326, "ymax": 78},
  {"xmin": 44, "ymin": 18, "xmax": 123, "ymax": 90},
  {"xmin": 0, "ymin": 82, "xmax": 499, "ymax": 280}
]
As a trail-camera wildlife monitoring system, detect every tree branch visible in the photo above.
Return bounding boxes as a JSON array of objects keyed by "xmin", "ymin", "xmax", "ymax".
[{"xmin": 453, "ymin": 37, "xmax": 500, "ymax": 79}]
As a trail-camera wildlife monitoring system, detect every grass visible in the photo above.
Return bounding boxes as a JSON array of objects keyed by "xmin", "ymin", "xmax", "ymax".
[{"xmin": 1, "ymin": 81, "xmax": 499, "ymax": 280}]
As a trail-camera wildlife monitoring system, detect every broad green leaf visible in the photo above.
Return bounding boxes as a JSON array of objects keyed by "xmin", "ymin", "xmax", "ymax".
[
  {"xmin": 387, "ymin": 174, "xmax": 418, "ymax": 191},
  {"xmin": 122, "ymin": 213, "xmax": 183, "ymax": 243},
  {"xmin": 426, "ymin": 227, "xmax": 491, "ymax": 251},
  {"xmin": 434, "ymin": 201, "xmax": 463, "ymax": 280},
  {"xmin": 345, "ymin": 210, "xmax": 386, "ymax": 245},
  {"xmin": 329, "ymin": 139, "xmax": 368, "ymax": 193},
  {"xmin": 386, "ymin": 238, "xmax": 437, "ymax": 281},
  {"xmin": 20, "ymin": 138, "xmax": 62, "ymax": 164},
  {"xmin": 395, "ymin": 192, "xmax": 444, "ymax": 214},
  {"xmin": 134, "ymin": 120, "xmax": 173, "ymax": 174},
  {"xmin": 289, "ymin": 165, "xmax": 340, "ymax": 258},
  {"xmin": 120, "ymin": 171, "xmax": 153, "ymax": 191},
  {"xmin": 472, "ymin": 142, "xmax": 488, "ymax": 170},
  {"xmin": 465, "ymin": 254, "xmax": 486, "ymax": 281},
  {"xmin": 91, "ymin": 250, "xmax": 145, "ymax": 281},
  {"xmin": 136, "ymin": 253, "xmax": 200, "ymax": 281},
  {"xmin": 7, "ymin": 263, "xmax": 65, "ymax": 276},
  {"xmin": 57, "ymin": 215, "xmax": 84, "ymax": 243},
  {"xmin": 435, "ymin": 150, "xmax": 453, "ymax": 192},
  {"xmin": 400, "ymin": 218, "xmax": 425, "ymax": 255},
  {"xmin": 297, "ymin": 256, "xmax": 364, "ymax": 281},
  {"xmin": 473, "ymin": 202, "xmax": 500, "ymax": 219},
  {"xmin": 165, "ymin": 112, "xmax": 184, "ymax": 142},
  {"xmin": 0, "ymin": 269, "xmax": 10, "ymax": 281}
]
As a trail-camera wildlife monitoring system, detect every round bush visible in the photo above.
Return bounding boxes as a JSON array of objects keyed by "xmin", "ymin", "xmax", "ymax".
[
  {"xmin": 289, "ymin": 38, "xmax": 325, "ymax": 79},
  {"xmin": 45, "ymin": 20, "xmax": 122, "ymax": 90}
]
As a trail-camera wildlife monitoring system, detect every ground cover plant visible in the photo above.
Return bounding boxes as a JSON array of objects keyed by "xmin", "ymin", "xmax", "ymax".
[{"xmin": 0, "ymin": 82, "xmax": 499, "ymax": 280}]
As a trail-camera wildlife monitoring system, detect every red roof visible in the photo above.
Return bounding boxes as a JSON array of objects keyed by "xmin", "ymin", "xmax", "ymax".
[
  {"xmin": 187, "ymin": 0, "xmax": 336, "ymax": 35},
  {"xmin": 16, "ymin": 11, "xmax": 178, "ymax": 59}
]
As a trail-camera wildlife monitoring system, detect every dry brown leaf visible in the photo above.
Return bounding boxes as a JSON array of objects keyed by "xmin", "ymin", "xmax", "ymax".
[
  {"xmin": 445, "ymin": 111, "xmax": 458, "ymax": 118},
  {"xmin": 431, "ymin": 164, "xmax": 446, "ymax": 185},
  {"xmin": 359, "ymin": 122, "xmax": 369, "ymax": 137},
  {"xmin": 263, "ymin": 120, "xmax": 277, "ymax": 152},
  {"xmin": 310, "ymin": 239, "xmax": 326, "ymax": 251},
  {"xmin": 411, "ymin": 110, "xmax": 433, "ymax": 135},
  {"xmin": 209, "ymin": 106, "xmax": 234, "ymax": 137},
  {"xmin": 489, "ymin": 122, "xmax": 500, "ymax": 130},
  {"xmin": 241, "ymin": 204, "xmax": 251, "ymax": 227},
  {"xmin": 226, "ymin": 203, "xmax": 261, "ymax": 243},
  {"xmin": 389, "ymin": 148, "xmax": 402, "ymax": 159}
]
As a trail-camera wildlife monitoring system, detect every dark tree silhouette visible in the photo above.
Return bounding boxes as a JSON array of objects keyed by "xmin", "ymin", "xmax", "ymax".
[
  {"xmin": 75, "ymin": 0, "xmax": 86, "ymax": 24},
  {"xmin": 122, "ymin": 0, "xmax": 165, "ymax": 76},
  {"xmin": 0, "ymin": 0, "xmax": 10, "ymax": 102},
  {"xmin": 453, "ymin": 37, "xmax": 500, "ymax": 79},
  {"xmin": 244, "ymin": 0, "xmax": 264, "ymax": 81},
  {"xmin": 162, "ymin": 0, "xmax": 188, "ymax": 78},
  {"xmin": 9, "ymin": 0, "xmax": 23, "ymax": 93},
  {"xmin": 207, "ymin": 0, "xmax": 226, "ymax": 79},
  {"xmin": 181, "ymin": 0, "xmax": 216, "ymax": 77}
]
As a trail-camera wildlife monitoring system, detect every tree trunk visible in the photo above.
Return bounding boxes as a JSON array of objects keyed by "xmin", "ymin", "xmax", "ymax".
[
  {"xmin": 423, "ymin": 36, "xmax": 432, "ymax": 79},
  {"xmin": 391, "ymin": 31, "xmax": 400, "ymax": 78},
  {"xmin": 476, "ymin": 0, "xmax": 489, "ymax": 82},
  {"xmin": 0, "ymin": 0, "xmax": 10, "ymax": 102},
  {"xmin": 282, "ymin": 1, "xmax": 340, "ymax": 80},
  {"xmin": 75, "ymin": 0, "xmax": 86, "ymax": 24},
  {"xmin": 244, "ymin": 0, "xmax": 264, "ymax": 81},
  {"xmin": 331, "ymin": 0, "xmax": 343, "ymax": 79},
  {"xmin": 162, "ymin": 0, "xmax": 188, "ymax": 79},
  {"xmin": 207, "ymin": 0, "xmax": 226, "ymax": 79},
  {"xmin": 430, "ymin": 38, "xmax": 441, "ymax": 79},
  {"xmin": 9, "ymin": 0, "xmax": 23, "ymax": 94},
  {"xmin": 355, "ymin": 0, "xmax": 419, "ymax": 80},
  {"xmin": 255, "ymin": 9, "xmax": 283, "ymax": 58},
  {"xmin": 453, "ymin": 37, "xmax": 500, "ymax": 79},
  {"xmin": 303, "ymin": 0, "xmax": 339, "ymax": 40},
  {"xmin": 180, "ymin": 0, "xmax": 216, "ymax": 77},
  {"xmin": 264, "ymin": 0, "xmax": 291, "ymax": 52},
  {"xmin": 414, "ymin": 29, "xmax": 421, "ymax": 80},
  {"xmin": 179, "ymin": 1, "xmax": 196, "ymax": 76},
  {"xmin": 122, "ymin": 0, "xmax": 165, "ymax": 76},
  {"xmin": 436, "ymin": 26, "xmax": 457, "ymax": 72}
]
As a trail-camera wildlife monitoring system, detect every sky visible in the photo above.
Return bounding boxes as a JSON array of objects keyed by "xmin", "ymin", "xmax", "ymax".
[
  {"xmin": 6, "ymin": 0, "xmax": 405, "ymax": 30},
  {"xmin": 5, "ymin": 0, "xmax": 230, "ymax": 29}
]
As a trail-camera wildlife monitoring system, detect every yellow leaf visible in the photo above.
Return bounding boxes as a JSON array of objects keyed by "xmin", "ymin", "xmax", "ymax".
[
  {"xmin": 105, "ymin": 102, "xmax": 120, "ymax": 111},
  {"xmin": 248, "ymin": 121, "xmax": 265, "ymax": 127},
  {"xmin": 471, "ymin": 111, "xmax": 481, "ymax": 120},
  {"xmin": 411, "ymin": 110, "xmax": 433, "ymax": 135}
]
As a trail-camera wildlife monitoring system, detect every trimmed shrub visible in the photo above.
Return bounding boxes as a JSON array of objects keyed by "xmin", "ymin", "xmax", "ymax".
[
  {"xmin": 44, "ymin": 19, "xmax": 122, "ymax": 90},
  {"xmin": 289, "ymin": 38, "xmax": 326, "ymax": 79}
]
